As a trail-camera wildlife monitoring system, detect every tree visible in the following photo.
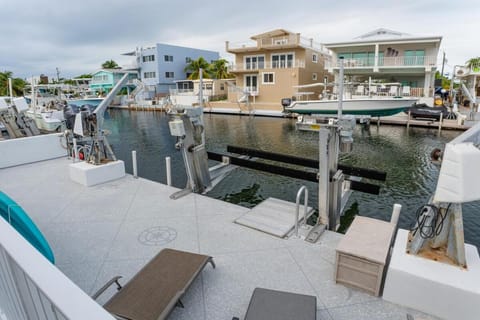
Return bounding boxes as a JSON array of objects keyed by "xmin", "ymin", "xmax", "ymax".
[
  {"xmin": 184, "ymin": 57, "xmax": 211, "ymax": 80},
  {"xmin": 102, "ymin": 60, "xmax": 120, "ymax": 69},
  {"xmin": 209, "ymin": 59, "xmax": 234, "ymax": 79},
  {"xmin": 0, "ymin": 71, "xmax": 27, "ymax": 96},
  {"xmin": 466, "ymin": 57, "xmax": 480, "ymax": 71}
]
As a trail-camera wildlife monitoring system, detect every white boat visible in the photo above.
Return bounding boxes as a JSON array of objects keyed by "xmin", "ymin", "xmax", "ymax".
[
  {"xmin": 25, "ymin": 97, "xmax": 105, "ymax": 132},
  {"xmin": 284, "ymin": 97, "xmax": 418, "ymax": 117}
]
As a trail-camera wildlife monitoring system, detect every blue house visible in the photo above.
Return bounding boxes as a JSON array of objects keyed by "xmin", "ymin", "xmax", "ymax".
[
  {"xmin": 89, "ymin": 69, "xmax": 138, "ymax": 95},
  {"xmin": 123, "ymin": 43, "xmax": 219, "ymax": 95}
]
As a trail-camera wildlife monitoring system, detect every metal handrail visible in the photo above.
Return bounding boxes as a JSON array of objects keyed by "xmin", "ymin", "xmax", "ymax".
[{"xmin": 294, "ymin": 185, "xmax": 309, "ymax": 237}]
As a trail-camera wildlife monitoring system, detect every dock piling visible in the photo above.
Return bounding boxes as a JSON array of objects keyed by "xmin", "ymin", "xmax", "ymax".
[
  {"xmin": 132, "ymin": 150, "xmax": 138, "ymax": 178},
  {"xmin": 166, "ymin": 156, "xmax": 172, "ymax": 186}
]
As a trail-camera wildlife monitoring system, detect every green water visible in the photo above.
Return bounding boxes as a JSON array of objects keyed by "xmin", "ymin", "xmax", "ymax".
[{"xmin": 105, "ymin": 110, "xmax": 480, "ymax": 249}]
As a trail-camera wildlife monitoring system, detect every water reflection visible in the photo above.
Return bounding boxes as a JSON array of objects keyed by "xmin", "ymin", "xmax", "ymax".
[{"xmin": 104, "ymin": 110, "xmax": 479, "ymax": 248}]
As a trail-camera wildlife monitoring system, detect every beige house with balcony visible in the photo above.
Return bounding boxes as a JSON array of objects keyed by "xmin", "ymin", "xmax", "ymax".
[
  {"xmin": 324, "ymin": 28, "xmax": 442, "ymax": 98},
  {"xmin": 224, "ymin": 29, "xmax": 331, "ymax": 111}
]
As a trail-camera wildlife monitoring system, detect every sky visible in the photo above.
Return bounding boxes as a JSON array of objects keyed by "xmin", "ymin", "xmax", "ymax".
[{"xmin": 1, "ymin": 0, "xmax": 479, "ymax": 80}]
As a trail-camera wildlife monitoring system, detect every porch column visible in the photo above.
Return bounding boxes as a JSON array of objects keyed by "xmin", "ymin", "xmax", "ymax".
[
  {"xmin": 374, "ymin": 43, "xmax": 379, "ymax": 72},
  {"xmin": 424, "ymin": 71, "xmax": 432, "ymax": 97}
]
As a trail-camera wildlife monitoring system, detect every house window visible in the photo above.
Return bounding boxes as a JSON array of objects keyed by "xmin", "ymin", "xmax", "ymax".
[
  {"xmin": 271, "ymin": 53, "xmax": 294, "ymax": 68},
  {"xmin": 312, "ymin": 73, "xmax": 317, "ymax": 81},
  {"xmin": 262, "ymin": 72, "xmax": 275, "ymax": 84},
  {"xmin": 404, "ymin": 50, "xmax": 425, "ymax": 66},
  {"xmin": 186, "ymin": 57, "xmax": 192, "ymax": 63},
  {"xmin": 165, "ymin": 72, "xmax": 174, "ymax": 78},
  {"xmin": 142, "ymin": 55, "xmax": 155, "ymax": 62},
  {"xmin": 274, "ymin": 38, "xmax": 288, "ymax": 45},
  {"xmin": 164, "ymin": 55, "xmax": 173, "ymax": 62},
  {"xmin": 220, "ymin": 84, "xmax": 225, "ymax": 91},
  {"xmin": 245, "ymin": 55, "xmax": 265, "ymax": 70},
  {"xmin": 312, "ymin": 53, "xmax": 318, "ymax": 63},
  {"xmin": 143, "ymin": 72, "xmax": 156, "ymax": 78}
]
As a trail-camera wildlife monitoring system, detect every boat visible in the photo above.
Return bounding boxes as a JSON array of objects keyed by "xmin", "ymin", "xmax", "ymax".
[
  {"xmin": 283, "ymin": 97, "xmax": 418, "ymax": 117},
  {"xmin": 25, "ymin": 97, "xmax": 104, "ymax": 132},
  {"xmin": 404, "ymin": 103, "xmax": 453, "ymax": 120}
]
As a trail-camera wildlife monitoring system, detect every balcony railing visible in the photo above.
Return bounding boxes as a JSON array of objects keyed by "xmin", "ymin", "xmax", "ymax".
[
  {"xmin": 227, "ymin": 36, "xmax": 330, "ymax": 54},
  {"xmin": 326, "ymin": 55, "xmax": 437, "ymax": 69},
  {"xmin": 228, "ymin": 59, "xmax": 306, "ymax": 72}
]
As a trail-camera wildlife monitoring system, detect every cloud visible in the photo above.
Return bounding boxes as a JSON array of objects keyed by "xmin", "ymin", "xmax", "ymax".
[{"xmin": 1, "ymin": 0, "xmax": 479, "ymax": 78}]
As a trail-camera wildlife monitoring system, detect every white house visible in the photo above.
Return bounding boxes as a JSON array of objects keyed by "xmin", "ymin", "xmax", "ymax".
[{"xmin": 324, "ymin": 28, "xmax": 442, "ymax": 97}]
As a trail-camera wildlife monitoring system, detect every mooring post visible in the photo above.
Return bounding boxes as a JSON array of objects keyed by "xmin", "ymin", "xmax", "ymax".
[
  {"xmin": 166, "ymin": 156, "xmax": 172, "ymax": 186},
  {"xmin": 407, "ymin": 110, "xmax": 411, "ymax": 129},
  {"xmin": 438, "ymin": 112, "xmax": 443, "ymax": 134},
  {"xmin": 132, "ymin": 150, "xmax": 138, "ymax": 178}
]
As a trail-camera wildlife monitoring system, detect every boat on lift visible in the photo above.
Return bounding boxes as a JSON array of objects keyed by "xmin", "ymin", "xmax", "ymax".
[
  {"xmin": 282, "ymin": 82, "xmax": 418, "ymax": 117},
  {"xmin": 283, "ymin": 97, "xmax": 418, "ymax": 117}
]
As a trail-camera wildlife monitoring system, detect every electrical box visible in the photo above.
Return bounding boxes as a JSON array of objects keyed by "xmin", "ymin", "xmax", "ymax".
[{"xmin": 169, "ymin": 119, "xmax": 186, "ymax": 137}]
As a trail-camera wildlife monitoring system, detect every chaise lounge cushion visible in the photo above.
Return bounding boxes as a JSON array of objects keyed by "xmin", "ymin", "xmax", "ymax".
[{"xmin": 103, "ymin": 248, "xmax": 214, "ymax": 320}]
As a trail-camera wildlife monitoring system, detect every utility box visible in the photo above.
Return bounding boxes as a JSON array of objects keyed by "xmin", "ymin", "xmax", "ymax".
[{"xmin": 334, "ymin": 216, "xmax": 395, "ymax": 296}]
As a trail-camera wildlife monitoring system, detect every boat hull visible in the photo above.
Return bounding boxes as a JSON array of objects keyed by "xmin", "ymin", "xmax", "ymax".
[{"xmin": 285, "ymin": 98, "xmax": 418, "ymax": 117}]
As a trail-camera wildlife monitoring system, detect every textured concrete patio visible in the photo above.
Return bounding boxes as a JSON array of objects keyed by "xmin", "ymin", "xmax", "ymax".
[{"xmin": 0, "ymin": 158, "xmax": 439, "ymax": 320}]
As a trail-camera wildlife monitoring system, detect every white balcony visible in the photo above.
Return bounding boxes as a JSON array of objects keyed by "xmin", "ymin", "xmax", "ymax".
[{"xmin": 326, "ymin": 55, "xmax": 437, "ymax": 70}]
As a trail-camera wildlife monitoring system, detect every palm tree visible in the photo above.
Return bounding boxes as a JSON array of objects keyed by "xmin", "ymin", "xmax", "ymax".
[
  {"xmin": 0, "ymin": 71, "xmax": 26, "ymax": 96},
  {"xmin": 466, "ymin": 57, "xmax": 480, "ymax": 71},
  {"xmin": 209, "ymin": 59, "xmax": 234, "ymax": 79},
  {"xmin": 102, "ymin": 60, "xmax": 120, "ymax": 69},
  {"xmin": 184, "ymin": 57, "xmax": 211, "ymax": 80}
]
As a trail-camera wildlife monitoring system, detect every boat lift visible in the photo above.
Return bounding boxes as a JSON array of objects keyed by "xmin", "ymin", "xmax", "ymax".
[
  {"xmin": 0, "ymin": 91, "xmax": 40, "ymax": 139},
  {"xmin": 65, "ymin": 73, "xmax": 131, "ymax": 165},
  {"xmin": 168, "ymin": 61, "xmax": 387, "ymax": 241},
  {"xmin": 407, "ymin": 120, "xmax": 480, "ymax": 268}
]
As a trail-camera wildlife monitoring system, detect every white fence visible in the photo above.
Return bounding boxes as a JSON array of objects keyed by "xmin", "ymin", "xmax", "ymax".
[{"xmin": 0, "ymin": 218, "xmax": 114, "ymax": 320}]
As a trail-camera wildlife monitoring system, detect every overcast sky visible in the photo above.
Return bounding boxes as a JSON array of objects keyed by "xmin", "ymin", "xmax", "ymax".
[{"xmin": 1, "ymin": 0, "xmax": 478, "ymax": 80}]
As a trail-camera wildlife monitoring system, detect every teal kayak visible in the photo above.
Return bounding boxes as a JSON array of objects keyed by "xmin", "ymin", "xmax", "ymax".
[{"xmin": 0, "ymin": 191, "xmax": 55, "ymax": 264}]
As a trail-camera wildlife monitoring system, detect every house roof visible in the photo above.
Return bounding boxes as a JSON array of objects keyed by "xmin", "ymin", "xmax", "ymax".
[
  {"xmin": 250, "ymin": 29, "xmax": 296, "ymax": 40},
  {"xmin": 92, "ymin": 68, "xmax": 130, "ymax": 75},
  {"xmin": 354, "ymin": 28, "xmax": 410, "ymax": 40},
  {"xmin": 324, "ymin": 28, "xmax": 442, "ymax": 47}
]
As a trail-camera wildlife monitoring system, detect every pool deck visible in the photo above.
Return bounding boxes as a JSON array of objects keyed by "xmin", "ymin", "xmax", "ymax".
[{"xmin": 0, "ymin": 158, "xmax": 439, "ymax": 320}]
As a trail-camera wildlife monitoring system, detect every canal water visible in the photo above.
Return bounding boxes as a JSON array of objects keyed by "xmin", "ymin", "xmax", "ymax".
[{"xmin": 105, "ymin": 109, "xmax": 480, "ymax": 249}]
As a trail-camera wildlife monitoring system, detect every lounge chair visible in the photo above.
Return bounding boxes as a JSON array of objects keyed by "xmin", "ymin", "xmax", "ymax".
[
  {"xmin": 233, "ymin": 287, "xmax": 317, "ymax": 320},
  {"xmin": 93, "ymin": 248, "xmax": 215, "ymax": 320}
]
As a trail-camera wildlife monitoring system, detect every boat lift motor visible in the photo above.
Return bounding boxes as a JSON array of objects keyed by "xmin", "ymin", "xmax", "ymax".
[{"xmin": 168, "ymin": 106, "xmax": 211, "ymax": 199}]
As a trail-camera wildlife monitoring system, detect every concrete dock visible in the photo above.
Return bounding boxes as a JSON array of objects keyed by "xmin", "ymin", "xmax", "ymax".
[{"xmin": 0, "ymin": 157, "xmax": 440, "ymax": 319}]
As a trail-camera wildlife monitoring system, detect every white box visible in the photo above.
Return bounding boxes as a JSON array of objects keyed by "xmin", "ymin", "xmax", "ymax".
[
  {"xmin": 69, "ymin": 160, "xmax": 125, "ymax": 187},
  {"xmin": 383, "ymin": 229, "xmax": 480, "ymax": 320}
]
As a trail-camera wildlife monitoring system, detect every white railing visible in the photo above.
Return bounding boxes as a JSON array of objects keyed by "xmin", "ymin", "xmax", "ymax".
[
  {"xmin": 326, "ymin": 55, "xmax": 437, "ymax": 68},
  {"xmin": 229, "ymin": 59, "xmax": 306, "ymax": 72},
  {"xmin": 0, "ymin": 218, "xmax": 114, "ymax": 320},
  {"xmin": 227, "ymin": 35, "xmax": 330, "ymax": 55}
]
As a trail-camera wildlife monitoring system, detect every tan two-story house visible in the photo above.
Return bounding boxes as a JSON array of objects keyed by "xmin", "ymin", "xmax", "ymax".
[{"xmin": 225, "ymin": 29, "xmax": 331, "ymax": 111}]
